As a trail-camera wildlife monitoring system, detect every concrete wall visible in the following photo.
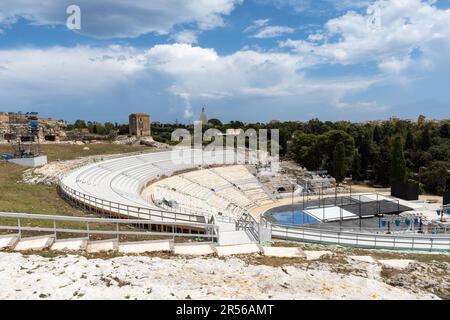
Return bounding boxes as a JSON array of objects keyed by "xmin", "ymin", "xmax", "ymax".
[{"xmin": 8, "ymin": 155, "xmax": 48, "ymax": 168}]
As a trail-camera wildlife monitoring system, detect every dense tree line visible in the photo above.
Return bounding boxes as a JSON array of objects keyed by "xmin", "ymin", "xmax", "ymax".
[
  {"xmin": 197, "ymin": 116, "xmax": 449, "ymax": 195},
  {"xmin": 67, "ymin": 116, "xmax": 450, "ymax": 195},
  {"xmin": 286, "ymin": 117, "xmax": 450, "ymax": 195}
]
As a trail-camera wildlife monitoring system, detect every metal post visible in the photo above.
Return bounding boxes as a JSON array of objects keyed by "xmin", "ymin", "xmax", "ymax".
[
  {"xmin": 335, "ymin": 183, "xmax": 337, "ymax": 205},
  {"xmin": 350, "ymin": 183, "xmax": 352, "ymax": 199},
  {"xmin": 18, "ymin": 218, "xmax": 22, "ymax": 239},
  {"xmin": 377, "ymin": 194, "xmax": 380, "ymax": 215},
  {"xmin": 323, "ymin": 203, "xmax": 325, "ymax": 222},
  {"xmin": 359, "ymin": 195, "xmax": 362, "ymax": 231}
]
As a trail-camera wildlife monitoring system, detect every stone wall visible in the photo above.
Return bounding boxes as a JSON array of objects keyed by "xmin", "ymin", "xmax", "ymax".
[{"xmin": 129, "ymin": 113, "xmax": 151, "ymax": 137}]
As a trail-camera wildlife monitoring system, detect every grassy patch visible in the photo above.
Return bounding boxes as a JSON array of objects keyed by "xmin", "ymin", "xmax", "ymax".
[
  {"xmin": 0, "ymin": 143, "xmax": 152, "ymax": 233},
  {"xmin": 0, "ymin": 143, "xmax": 145, "ymax": 162}
]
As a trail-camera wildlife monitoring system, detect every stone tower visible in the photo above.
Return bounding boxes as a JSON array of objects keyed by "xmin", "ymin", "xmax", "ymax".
[
  {"xmin": 129, "ymin": 113, "xmax": 151, "ymax": 137},
  {"xmin": 199, "ymin": 107, "xmax": 208, "ymax": 124}
]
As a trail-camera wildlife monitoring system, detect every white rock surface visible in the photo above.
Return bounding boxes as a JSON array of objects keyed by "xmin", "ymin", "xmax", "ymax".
[
  {"xmin": 0, "ymin": 253, "xmax": 438, "ymax": 300},
  {"xmin": 304, "ymin": 251, "xmax": 333, "ymax": 261},
  {"xmin": 349, "ymin": 256, "xmax": 377, "ymax": 264},
  {"xmin": 262, "ymin": 247, "xmax": 304, "ymax": 258},
  {"xmin": 379, "ymin": 259, "xmax": 415, "ymax": 269},
  {"xmin": 87, "ymin": 240, "xmax": 118, "ymax": 253}
]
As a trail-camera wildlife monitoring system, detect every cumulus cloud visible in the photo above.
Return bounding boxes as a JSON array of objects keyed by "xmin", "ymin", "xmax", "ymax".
[
  {"xmin": 254, "ymin": 0, "xmax": 371, "ymax": 14},
  {"xmin": 281, "ymin": 0, "xmax": 450, "ymax": 74},
  {"xmin": 0, "ymin": 42, "xmax": 383, "ymax": 118},
  {"xmin": 0, "ymin": 0, "xmax": 449, "ymax": 121},
  {"xmin": 0, "ymin": 0, "xmax": 242, "ymax": 38},
  {"xmin": 0, "ymin": 45, "xmax": 146, "ymax": 99}
]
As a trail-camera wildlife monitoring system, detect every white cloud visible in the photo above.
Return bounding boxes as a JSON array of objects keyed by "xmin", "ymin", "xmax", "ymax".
[
  {"xmin": 0, "ymin": 42, "xmax": 383, "ymax": 119},
  {"xmin": 244, "ymin": 18, "xmax": 295, "ymax": 39},
  {"xmin": 335, "ymin": 100, "xmax": 390, "ymax": 113},
  {"xmin": 0, "ymin": 0, "xmax": 242, "ymax": 38},
  {"xmin": 378, "ymin": 56, "xmax": 413, "ymax": 74},
  {"xmin": 172, "ymin": 30, "xmax": 200, "ymax": 44},
  {"xmin": 281, "ymin": 0, "xmax": 450, "ymax": 75},
  {"xmin": 251, "ymin": 26, "xmax": 295, "ymax": 39},
  {"xmin": 0, "ymin": 46, "xmax": 146, "ymax": 99},
  {"xmin": 243, "ymin": 18, "xmax": 270, "ymax": 33},
  {"xmin": 1, "ymin": 0, "xmax": 449, "ymax": 121},
  {"xmin": 254, "ymin": 0, "xmax": 371, "ymax": 14}
]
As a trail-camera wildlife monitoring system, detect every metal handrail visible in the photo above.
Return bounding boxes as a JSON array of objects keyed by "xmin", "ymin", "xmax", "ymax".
[
  {"xmin": 270, "ymin": 223, "xmax": 450, "ymax": 239},
  {"xmin": 58, "ymin": 179, "xmax": 207, "ymax": 223},
  {"xmin": 0, "ymin": 212, "xmax": 219, "ymax": 241},
  {"xmin": 268, "ymin": 221, "xmax": 450, "ymax": 251}
]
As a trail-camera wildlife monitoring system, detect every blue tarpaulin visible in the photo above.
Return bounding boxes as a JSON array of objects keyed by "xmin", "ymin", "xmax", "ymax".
[{"xmin": 1, "ymin": 154, "xmax": 15, "ymax": 160}]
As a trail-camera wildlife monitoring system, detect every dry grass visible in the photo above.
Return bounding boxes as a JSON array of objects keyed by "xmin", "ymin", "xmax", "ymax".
[
  {"xmin": 0, "ymin": 143, "xmax": 151, "ymax": 233},
  {"xmin": 0, "ymin": 143, "xmax": 145, "ymax": 162}
]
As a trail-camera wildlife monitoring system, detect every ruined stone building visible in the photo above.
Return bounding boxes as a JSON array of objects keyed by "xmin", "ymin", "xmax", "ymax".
[{"xmin": 129, "ymin": 113, "xmax": 151, "ymax": 137}]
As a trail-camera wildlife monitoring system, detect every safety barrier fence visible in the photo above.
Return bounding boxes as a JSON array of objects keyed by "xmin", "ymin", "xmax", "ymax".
[
  {"xmin": 0, "ymin": 212, "xmax": 219, "ymax": 242},
  {"xmin": 58, "ymin": 180, "xmax": 207, "ymax": 224},
  {"xmin": 267, "ymin": 222, "xmax": 450, "ymax": 251},
  {"xmin": 236, "ymin": 213, "xmax": 260, "ymax": 242}
]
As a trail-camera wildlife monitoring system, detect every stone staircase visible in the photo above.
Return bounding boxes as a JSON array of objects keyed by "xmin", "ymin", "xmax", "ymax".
[{"xmin": 214, "ymin": 217, "xmax": 255, "ymax": 246}]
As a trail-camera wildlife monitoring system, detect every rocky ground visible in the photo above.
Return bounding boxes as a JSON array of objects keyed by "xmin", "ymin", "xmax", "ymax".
[
  {"xmin": 21, "ymin": 148, "xmax": 168, "ymax": 186},
  {"xmin": 0, "ymin": 246, "xmax": 448, "ymax": 300},
  {"xmin": 22, "ymin": 155, "xmax": 109, "ymax": 185}
]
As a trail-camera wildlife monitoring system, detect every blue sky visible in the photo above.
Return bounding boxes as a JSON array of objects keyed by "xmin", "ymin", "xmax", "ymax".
[{"xmin": 0, "ymin": 0, "xmax": 449, "ymax": 124}]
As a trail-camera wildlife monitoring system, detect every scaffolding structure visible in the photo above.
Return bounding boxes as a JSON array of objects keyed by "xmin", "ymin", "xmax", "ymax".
[{"xmin": 8, "ymin": 112, "xmax": 41, "ymax": 158}]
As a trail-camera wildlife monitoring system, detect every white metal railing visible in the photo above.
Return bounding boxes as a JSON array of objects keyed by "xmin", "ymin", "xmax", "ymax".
[
  {"xmin": 0, "ymin": 212, "xmax": 219, "ymax": 242},
  {"xmin": 268, "ymin": 223, "xmax": 450, "ymax": 251},
  {"xmin": 58, "ymin": 180, "xmax": 208, "ymax": 224}
]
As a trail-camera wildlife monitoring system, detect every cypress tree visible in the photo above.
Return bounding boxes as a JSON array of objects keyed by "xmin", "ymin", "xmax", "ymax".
[
  {"xmin": 421, "ymin": 128, "xmax": 432, "ymax": 150},
  {"xmin": 333, "ymin": 142, "xmax": 347, "ymax": 183},
  {"xmin": 390, "ymin": 136, "xmax": 407, "ymax": 183},
  {"xmin": 351, "ymin": 150, "xmax": 362, "ymax": 181},
  {"xmin": 405, "ymin": 130, "xmax": 414, "ymax": 150}
]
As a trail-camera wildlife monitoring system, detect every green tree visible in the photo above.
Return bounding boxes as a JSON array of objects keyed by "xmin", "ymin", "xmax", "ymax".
[
  {"xmin": 421, "ymin": 161, "xmax": 449, "ymax": 195},
  {"xmin": 316, "ymin": 130, "xmax": 355, "ymax": 171},
  {"xmin": 405, "ymin": 130, "xmax": 414, "ymax": 149},
  {"xmin": 420, "ymin": 128, "xmax": 432, "ymax": 150},
  {"xmin": 440, "ymin": 123, "xmax": 449, "ymax": 138},
  {"xmin": 390, "ymin": 136, "xmax": 408, "ymax": 183},
  {"xmin": 332, "ymin": 142, "xmax": 347, "ymax": 183},
  {"xmin": 208, "ymin": 118, "xmax": 223, "ymax": 126},
  {"xmin": 373, "ymin": 125, "xmax": 382, "ymax": 143},
  {"xmin": 73, "ymin": 120, "xmax": 87, "ymax": 129},
  {"xmin": 290, "ymin": 132, "xmax": 320, "ymax": 170},
  {"xmin": 351, "ymin": 150, "xmax": 362, "ymax": 181},
  {"xmin": 374, "ymin": 142, "xmax": 391, "ymax": 186}
]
